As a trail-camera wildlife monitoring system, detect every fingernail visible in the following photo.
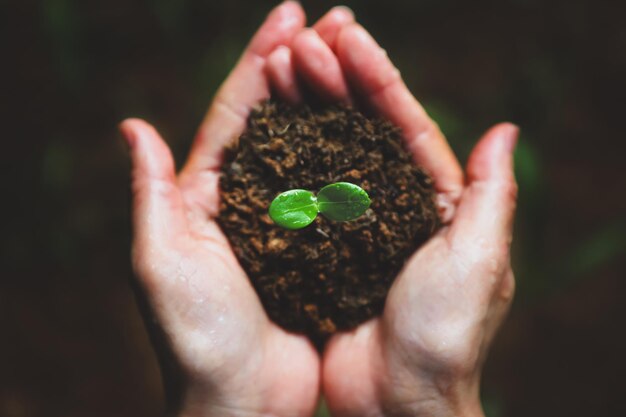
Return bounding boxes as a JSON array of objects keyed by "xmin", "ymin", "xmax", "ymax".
[
  {"xmin": 281, "ymin": 0, "xmax": 301, "ymax": 8},
  {"xmin": 118, "ymin": 120, "xmax": 137, "ymax": 150},
  {"xmin": 273, "ymin": 1, "xmax": 303, "ymax": 27},
  {"xmin": 502, "ymin": 123, "xmax": 519, "ymax": 153},
  {"xmin": 353, "ymin": 24, "xmax": 374, "ymax": 44},
  {"xmin": 300, "ymin": 27, "xmax": 318, "ymax": 37},
  {"xmin": 271, "ymin": 44, "xmax": 291, "ymax": 57},
  {"xmin": 333, "ymin": 5, "xmax": 355, "ymax": 19}
]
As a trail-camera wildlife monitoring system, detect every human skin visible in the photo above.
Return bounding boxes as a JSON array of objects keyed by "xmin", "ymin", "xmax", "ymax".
[
  {"xmin": 120, "ymin": 3, "xmax": 319, "ymax": 417},
  {"xmin": 120, "ymin": 2, "xmax": 518, "ymax": 417},
  {"xmin": 268, "ymin": 8, "xmax": 519, "ymax": 417}
]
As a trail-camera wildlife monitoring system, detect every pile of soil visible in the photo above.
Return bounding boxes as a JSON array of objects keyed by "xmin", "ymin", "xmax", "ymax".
[{"xmin": 218, "ymin": 100, "xmax": 440, "ymax": 344}]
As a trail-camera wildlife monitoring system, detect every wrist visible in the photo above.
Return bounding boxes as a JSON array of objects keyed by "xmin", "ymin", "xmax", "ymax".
[
  {"xmin": 173, "ymin": 386, "xmax": 273, "ymax": 417},
  {"xmin": 378, "ymin": 375, "xmax": 485, "ymax": 417},
  {"xmin": 381, "ymin": 398, "xmax": 484, "ymax": 417},
  {"xmin": 173, "ymin": 380, "xmax": 312, "ymax": 417}
]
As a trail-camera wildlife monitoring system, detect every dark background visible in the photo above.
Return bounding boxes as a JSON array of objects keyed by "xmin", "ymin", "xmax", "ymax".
[{"xmin": 2, "ymin": 0, "xmax": 626, "ymax": 416}]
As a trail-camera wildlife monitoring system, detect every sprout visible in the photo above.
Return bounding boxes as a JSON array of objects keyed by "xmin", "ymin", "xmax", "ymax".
[
  {"xmin": 268, "ymin": 182, "xmax": 371, "ymax": 230},
  {"xmin": 268, "ymin": 189, "xmax": 319, "ymax": 230}
]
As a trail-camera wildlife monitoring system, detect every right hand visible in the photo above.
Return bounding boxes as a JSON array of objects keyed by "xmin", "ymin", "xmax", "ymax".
[{"xmin": 267, "ymin": 10, "xmax": 518, "ymax": 417}]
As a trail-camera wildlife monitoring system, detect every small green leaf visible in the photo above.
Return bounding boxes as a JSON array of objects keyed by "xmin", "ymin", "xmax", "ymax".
[
  {"xmin": 317, "ymin": 182, "xmax": 371, "ymax": 222},
  {"xmin": 268, "ymin": 189, "xmax": 319, "ymax": 230}
]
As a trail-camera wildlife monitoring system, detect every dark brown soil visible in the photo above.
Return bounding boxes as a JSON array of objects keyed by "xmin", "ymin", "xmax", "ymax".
[{"xmin": 218, "ymin": 100, "xmax": 440, "ymax": 344}]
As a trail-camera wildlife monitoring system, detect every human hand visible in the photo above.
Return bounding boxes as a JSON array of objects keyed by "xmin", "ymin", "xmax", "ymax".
[
  {"xmin": 266, "ymin": 12, "xmax": 518, "ymax": 417},
  {"xmin": 119, "ymin": 3, "xmax": 322, "ymax": 416}
]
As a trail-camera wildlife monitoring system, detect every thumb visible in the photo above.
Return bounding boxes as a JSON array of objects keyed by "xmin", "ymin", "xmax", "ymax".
[
  {"xmin": 119, "ymin": 118, "xmax": 186, "ymax": 248},
  {"xmin": 449, "ymin": 123, "xmax": 519, "ymax": 248}
]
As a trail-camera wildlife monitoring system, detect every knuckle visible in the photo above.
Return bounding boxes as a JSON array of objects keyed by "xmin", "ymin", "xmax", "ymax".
[
  {"xmin": 132, "ymin": 177, "xmax": 178, "ymax": 206},
  {"xmin": 487, "ymin": 179, "xmax": 517, "ymax": 204},
  {"xmin": 454, "ymin": 236, "xmax": 510, "ymax": 277},
  {"xmin": 417, "ymin": 326, "xmax": 481, "ymax": 376},
  {"xmin": 503, "ymin": 179, "xmax": 518, "ymax": 202},
  {"xmin": 392, "ymin": 316, "xmax": 482, "ymax": 377},
  {"xmin": 476, "ymin": 245, "xmax": 509, "ymax": 275},
  {"xmin": 498, "ymin": 269, "xmax": 516, "ymax": 302}
]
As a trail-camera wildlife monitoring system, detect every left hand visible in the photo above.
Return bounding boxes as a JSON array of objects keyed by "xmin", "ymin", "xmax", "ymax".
[{"xmin": 120, "ymin": 3, "xmax": 324, "ymax": 416}]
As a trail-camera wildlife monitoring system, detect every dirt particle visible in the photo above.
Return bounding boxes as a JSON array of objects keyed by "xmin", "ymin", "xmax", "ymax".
[{"xmin": 266, "ymin": 238, "xmax": 288, "ymax": 254}]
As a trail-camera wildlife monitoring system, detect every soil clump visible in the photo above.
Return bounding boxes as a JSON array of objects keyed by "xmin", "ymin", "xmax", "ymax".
[{"xmin": 218, "ymin": 100, "xmax": 440, "ymax": 345}]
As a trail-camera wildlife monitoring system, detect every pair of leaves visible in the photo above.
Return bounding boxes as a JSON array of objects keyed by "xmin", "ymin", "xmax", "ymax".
[{"xmin": 269, "ymin": 182, "xmax": 371, "ymax": 230}]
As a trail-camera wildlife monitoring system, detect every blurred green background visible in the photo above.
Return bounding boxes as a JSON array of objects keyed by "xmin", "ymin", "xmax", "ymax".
[{"xmin": 2, "ymin": 0, "xmax": 625, "ymax": 416}]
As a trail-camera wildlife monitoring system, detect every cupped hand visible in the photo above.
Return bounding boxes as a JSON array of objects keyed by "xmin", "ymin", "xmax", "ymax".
[
  {"xmin": 267, "ymin": 10, "xmax": 519, "ymax": 417},
  {"xmin": 120, "ymin": 3, "xmax": 323, "ymax": 416}
]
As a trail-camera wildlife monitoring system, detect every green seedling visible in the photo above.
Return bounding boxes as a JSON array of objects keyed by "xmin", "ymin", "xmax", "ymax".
[{"xmin": 269, "ymin": 182, "xmax": 371, "ymax": 230}]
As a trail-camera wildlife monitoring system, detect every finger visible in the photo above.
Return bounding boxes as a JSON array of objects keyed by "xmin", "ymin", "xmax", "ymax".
[
  {"xmin": 266, "ymin": 46, "xmax": 302, "ymax": 104},
  {"xmin": 120, "ymin": 119, "xmax": 187, "ymax": 247},
  {"xmin": 312, "ymin": 6, "xmax": 355, "ymax": 50},
  {"xmin": 336, "ymin": 24, "xmax": 464, "ymax": 221},
  {"xmin": 183, "ymin": 1, "xmax": 305, "ymax": 174},
  {"xmin": 292, "ymin": 28, "xmax": 350, "ymax": 103},
  {"xmin": 272, "ymin": 6, "xmax": 354, "ymax": 104},
  {"xmin": 449, "ymin": 123, "xmax": 519, "ymax": 245}
]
